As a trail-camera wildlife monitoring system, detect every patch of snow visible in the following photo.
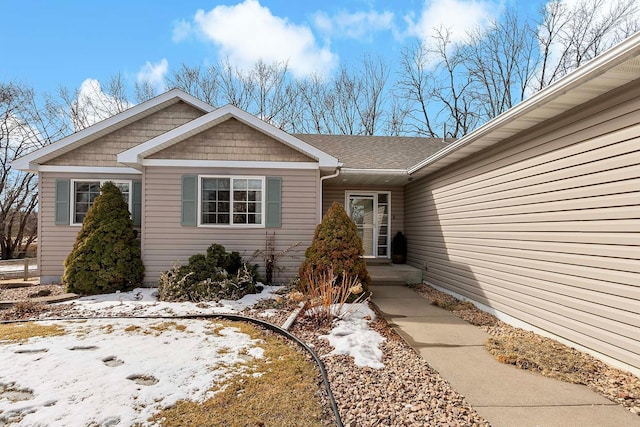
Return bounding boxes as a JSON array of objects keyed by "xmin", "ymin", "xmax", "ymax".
[
  {"xmin": 60, "ymin": 285, "xmax": 284, "ymax": 317},
  {"xmin": 320, "ymin": 303, "xmax": 385, "ymax": 369},
  {"xmin": 0, "ymin": 318, "xmax": 264, "ymax": 426}
]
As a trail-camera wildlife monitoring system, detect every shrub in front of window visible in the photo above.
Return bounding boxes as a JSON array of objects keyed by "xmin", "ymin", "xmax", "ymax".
[
  {"xmin": 158, "ymin": 243, "xmax": 260, "ymax": 302},
  {"xmin": 63, "ymin": 181, "xmax": 144, "ymax": 295},
  {"xmin": 299, "ymin": 201, "xmax": 371, "ymax": 297}
]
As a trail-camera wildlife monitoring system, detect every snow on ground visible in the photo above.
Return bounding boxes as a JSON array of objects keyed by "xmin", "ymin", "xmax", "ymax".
[
  {"xmin": 60, "ymin": 285, "xmax": 285, "ymax": 317},
  {"xmin": 0, "ymin": 318, "xmax": 263, "ymax": 426},
  {"xmin": 0, "ymin": 287, "xmax": 387, "ymax": 424},
  {"xmin": 319, "ymin": 304, "xmax": 386, "ymax": 369}
]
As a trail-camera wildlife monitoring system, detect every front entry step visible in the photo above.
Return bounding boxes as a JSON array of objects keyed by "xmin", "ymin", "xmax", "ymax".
[{"xmin": 366, "ymin": 263, "xmax": 422, "ymax": 286}]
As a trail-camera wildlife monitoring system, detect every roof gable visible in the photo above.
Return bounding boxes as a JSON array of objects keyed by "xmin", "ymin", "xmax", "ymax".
[
  {"xmin": 12, "ymin": 89, "xmax": 214, "ymax": 172},
  {"xmin": 117, "ymin": 104, "xmax": 339, "ymax": 169}
]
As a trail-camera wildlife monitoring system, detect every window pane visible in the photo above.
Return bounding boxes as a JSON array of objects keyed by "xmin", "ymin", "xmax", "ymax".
[
  {"xmin": 74, "ymin": 181, "xmax": 100, "ymax": 224},
  {"xmin": 234, "ymin": 202, "xmax": 247, "ymax": 213},
  {"xmin": 233, "ymin": 213, "xmax": 246, "ymax": 224},
  {"xmin": 202, "ymin": 179, "xmax": 217, "ymax": 190},
  {"xmin": 248, "ymin": 179, "xmax": 262, "ymax": 190},
  {"xmin": 234, "ymin": 190, "xmax": 247, "ymax": 202},
  {"xmin": 217, "ymin": 202, "xmax": 229, "ymax": 213},
  {"xmin": 233, "ymin": 179, "xmax": 248, "ymax": 190},
  {"xmin": 218, "ymin": 214, "xmax": 230, "ymax": 224}
]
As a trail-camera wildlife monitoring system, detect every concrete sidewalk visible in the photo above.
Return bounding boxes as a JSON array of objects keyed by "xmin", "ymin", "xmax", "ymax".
[{"xmin": 370, "ymin": 285, "xmax": 640, "ymax": 427}]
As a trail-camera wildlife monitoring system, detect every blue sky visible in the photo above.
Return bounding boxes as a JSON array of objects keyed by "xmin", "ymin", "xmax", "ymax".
[{"xmin": 2, "ymin": 0, "xmax": 547, "ymax": 96}]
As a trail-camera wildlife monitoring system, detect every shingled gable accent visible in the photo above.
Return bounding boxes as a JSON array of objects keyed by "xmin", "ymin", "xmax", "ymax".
[
  {"xmin": 11, "ymin": 89, "xmax": 214, "ymax": 173},
  {"xmin": 117, "ymin": 104, "xmax": 340, "ymax": 170}
]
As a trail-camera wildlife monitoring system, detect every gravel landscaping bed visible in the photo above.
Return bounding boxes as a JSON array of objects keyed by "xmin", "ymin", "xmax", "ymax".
[
  {"xmin": 0, "ymin": 283, "xmax": 67, "ymax": 301},
  {"xmin": 293, "ymin": 315, "xmax": 489, "ymax": 426}
]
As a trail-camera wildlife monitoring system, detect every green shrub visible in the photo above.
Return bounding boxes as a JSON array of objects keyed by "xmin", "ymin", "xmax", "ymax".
[
  {"xmin": 63, "ymin": 181, "xmax": 144, "ymax": 295},
  {"xmin": 299, "ymin": 202, "xmax": 370, "ymax": 296},
  {"xmin": 158, "ymin": 243, "xmax": 260, "ymax": 302}
]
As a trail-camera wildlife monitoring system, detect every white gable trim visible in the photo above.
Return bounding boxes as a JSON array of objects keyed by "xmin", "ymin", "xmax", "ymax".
[
  {"xmin": 142, "ymin": 159, "xmax": 319, "ymax": 169},
  {"xmin": 12, "ymin": 89, "xmax": 214, "ymax": 172},
  {"xmin": 117, "ymin": 104, "xmax": 340, "ymax": 169},
  {"xmin": 38, "ymin": 166, "xmax": 142, "ymax": 174}
]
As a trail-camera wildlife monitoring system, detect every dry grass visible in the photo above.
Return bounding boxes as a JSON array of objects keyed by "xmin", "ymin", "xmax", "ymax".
[
  {"xmin": 412, "ymin": 283, "xmax": 640, "ymax": 414},
  {"xmin": 151, "ymin": 321, "xmax": 328, "ymax": 427},
  {"xmin": 0, "ymin": 322, "xmax": 65, "ymax": 342},
  {"xmin": 486, "ymin": 333, "xmax": 599, "ymax": 383}
]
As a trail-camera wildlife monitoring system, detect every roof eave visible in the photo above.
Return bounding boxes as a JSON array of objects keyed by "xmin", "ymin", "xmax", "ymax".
[{"xmin": 408, "ymin": 32, "xmax": 640, "ymax": 177}]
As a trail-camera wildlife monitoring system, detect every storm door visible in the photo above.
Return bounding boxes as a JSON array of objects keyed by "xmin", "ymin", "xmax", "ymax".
[{"xmin": 346, "ymin": 192, "xmax": 390, "ymax": 258}]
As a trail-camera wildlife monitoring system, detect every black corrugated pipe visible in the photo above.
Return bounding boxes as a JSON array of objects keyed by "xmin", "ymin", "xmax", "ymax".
[{"xmin": 0, "ymin": 314, "xmax": 344, "ymax": 427}]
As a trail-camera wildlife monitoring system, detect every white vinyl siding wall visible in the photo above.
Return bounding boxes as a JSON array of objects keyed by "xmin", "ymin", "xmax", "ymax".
[
  {"xmin": 142, "ymin": 166, "xmax": 319, "ymax": 285},
  {"xmin": 404, "ymin": 82, "xmax": 640, "ymax": 372}
]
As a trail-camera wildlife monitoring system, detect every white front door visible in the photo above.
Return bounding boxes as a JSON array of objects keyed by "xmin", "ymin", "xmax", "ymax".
[{"xmin": 346, "ymin": 192, "xmax": 390, "ymax": 258}]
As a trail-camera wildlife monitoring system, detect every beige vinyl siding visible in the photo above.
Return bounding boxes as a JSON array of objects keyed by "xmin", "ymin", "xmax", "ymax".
[
  {"xmin": 148, "ymin": 118, "xmax": 313, "ymax": 162},
  {"xmin": 404, "ymin": 82, "xmax": 640, "ymax": 371},
  {"xmin": 38, "ymin": 172, "xmax": 141, "ymax": 282},
  {"xmin": 44, "ymin": 102, "xmax": 205, "ymax": 167},
  {"xmin": 322, "ymin": 184, "xmax": 404, "ymax": 237},
  {"xmin": 142, "ymin": 166, "xmax": 319, "ymax": 284}
]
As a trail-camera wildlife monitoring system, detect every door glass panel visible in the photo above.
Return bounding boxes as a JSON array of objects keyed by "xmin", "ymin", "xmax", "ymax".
[{"xmin": 348, "ymin": 197, "xmax": 374, "ymax": 256}]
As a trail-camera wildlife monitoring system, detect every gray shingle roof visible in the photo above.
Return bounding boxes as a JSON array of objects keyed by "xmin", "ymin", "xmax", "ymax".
[{"xmin": 294, "ymin": 134, "xmax": 452, "ymax": 170}]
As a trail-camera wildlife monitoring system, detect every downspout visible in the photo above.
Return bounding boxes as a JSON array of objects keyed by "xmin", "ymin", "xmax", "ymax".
[{"xmin": 319, "ymin": 167, "xmax": 341, "ymax": 223}]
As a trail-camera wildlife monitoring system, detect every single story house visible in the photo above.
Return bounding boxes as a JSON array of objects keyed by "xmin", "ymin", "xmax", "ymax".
[{"xmin": 13, "ymin": 33, "xmax": 640, "ymax": 375}]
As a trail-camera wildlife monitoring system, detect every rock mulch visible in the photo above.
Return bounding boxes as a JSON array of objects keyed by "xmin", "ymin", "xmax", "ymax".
[
  {"xmin": 412, "ymin": 283, "xmax": 640, "ymax": 417},
  {"xmin": 293, "ymin": 316, "xmax": 489, "ymax": 426}
]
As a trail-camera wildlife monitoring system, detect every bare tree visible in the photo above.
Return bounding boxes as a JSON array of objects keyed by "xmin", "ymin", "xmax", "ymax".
[
  {"xmin": 466, "ymin": 9, "xmax": 539, "ymax": 119},
  {"xmin": 295, "ymin": 74, "xmax": 332, "ymax": 133},
  {"xmin": 535, "ymin": 0, "xmax": 639, "ymax": 90},
  {"xmin": 396, "ymin": 41, "xmax": 438, "ymax": 137},
  {"xmin": 58, "ymin": 74, "xmax": 132, "ymax": 131},
  {"xmin": 134, "ymin": 80, "xmax": 157, "ymax": 103},
  {"xmin": 358, "ymin": 55, "xmax": 390, "ymax": 135},
  {"xmin": 166, "ymin": 63, "xmax": 220, "ymax": 105},
  {"xmin": 1, "ymin": 82, "xmax": 65, "ymax": 259}
]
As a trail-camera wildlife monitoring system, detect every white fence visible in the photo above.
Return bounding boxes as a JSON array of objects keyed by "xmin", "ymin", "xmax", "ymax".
[{"xmin": 0, "ymin": 258, "xmax": 38, "ymax": 280}]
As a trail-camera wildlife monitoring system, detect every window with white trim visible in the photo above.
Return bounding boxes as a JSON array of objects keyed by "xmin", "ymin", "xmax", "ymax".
[
  {"xmin": 200, "ymin": 176, "xmax": 264, "ymax": 226},
  {"xmin": 71, "ymin": 180, "xmax": 132, "ymax": 225}
]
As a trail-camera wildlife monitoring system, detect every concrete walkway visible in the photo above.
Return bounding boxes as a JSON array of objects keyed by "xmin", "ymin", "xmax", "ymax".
[{"xmin": 370, "ymin": 285, "xmax": 640, "ymax": 427}]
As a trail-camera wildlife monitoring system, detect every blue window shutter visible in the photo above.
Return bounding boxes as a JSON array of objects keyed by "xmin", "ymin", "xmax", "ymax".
[
  {"xmin": 132, "ymin": 180, "xmax": 142, "ymax": 227},
  {"xmin": 181, "ymin": 175, "xmax": 197, "ymax": 226},
  {"xmin": 55, "ymin": 179, "xmax": 70, "ymax": 225},
  {"xmin": 266, "ymin": 177, "xmax": 282, "ymax": 228}
]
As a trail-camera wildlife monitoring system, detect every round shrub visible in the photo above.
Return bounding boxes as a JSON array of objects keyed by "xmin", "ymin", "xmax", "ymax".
[
  {"xmin": 63, "ymin": 181, "xmax": 144, "ymax": 295},
  {"xmin": 299, "ymin": 201, "xmax": 370, "ymax": 293}
]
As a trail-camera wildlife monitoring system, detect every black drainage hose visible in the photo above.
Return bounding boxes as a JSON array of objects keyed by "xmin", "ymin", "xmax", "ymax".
[{"xmin": 1, "ymin": 314, "xmax": 344, "ymax": 427}]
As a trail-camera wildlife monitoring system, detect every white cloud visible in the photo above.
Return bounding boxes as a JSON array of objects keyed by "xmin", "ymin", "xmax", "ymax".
[
  {"xmin": 172, "ymin": 19, "xmax": 192, "ymax": 42},
  {"xmin": 405, "ymin": 0, "xmax": 499, "ymax": 46},
  {"xmin": 313, "ymin": 9, "xmax": 395, "ymax": 40},
  {"xmin": 136, "ymin": 58, "xmax": 169, "ymax": 93},
  {"xmin": 73, "ymin": 79, "xmax": 132, "ymax": 130},
  {"xmin": 186, "ymin": 0, "xmax": 337, "ymax": 78}
]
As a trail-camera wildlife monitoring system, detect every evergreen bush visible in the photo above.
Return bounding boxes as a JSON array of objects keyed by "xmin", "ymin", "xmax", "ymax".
[
  {"xmin": 63, "ymin": 181, "xmax": 144, "ymax": 295},
  {"xmin": 299, "ymin": 202, "xmax": 370, "ymax": 294},
  {"xmin": 158, "ymin": 243, "xmax": 260, "ymax": 302}
]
